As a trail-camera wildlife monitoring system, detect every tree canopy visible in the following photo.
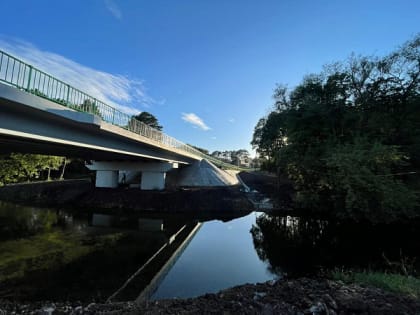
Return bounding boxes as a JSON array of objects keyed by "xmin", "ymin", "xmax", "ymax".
[
  {"xmin": 132, "ymin": 111, "xmax": 163, "ymax": 131},
  {"xmin": 252, "ymin": 34, "xmax": 420, "ymax": 223},
  {"xmin": 0, "ymin": 154, "xmax": 64, "ymax": 185}
]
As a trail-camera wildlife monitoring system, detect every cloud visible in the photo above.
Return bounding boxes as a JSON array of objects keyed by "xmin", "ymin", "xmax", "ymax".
[
  {"xmin": 211, "ymin": 136, "xmax": 217, "ymax": 140},
  {"xmin": 228, "ymin": 118, "xmax": 235, "ymax": 123},
  {"xmin": 0, "ymin": 37, "xmax": 155, "ymax": 115},
  {"xmin": 105, "ymin": 0, "xmax": 122, "ymax": 20},
  {"xmin": 181, "ymin": 113, "xmax": 211, "ymax": 131}
]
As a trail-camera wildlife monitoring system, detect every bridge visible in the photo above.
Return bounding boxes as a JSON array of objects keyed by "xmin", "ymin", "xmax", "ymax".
[{"xmin": 0, "ymin": 50, "xmax": 240, "ymax": 190}]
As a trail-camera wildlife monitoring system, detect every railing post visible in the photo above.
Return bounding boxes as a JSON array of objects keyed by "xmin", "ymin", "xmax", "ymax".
[
  {"xmin": 26, "ymin": 65, "xmax": 33, "ymax": 91},
  {"xmin": 66, "ymin": 84, "xmax": 70, "ymax": 106}
]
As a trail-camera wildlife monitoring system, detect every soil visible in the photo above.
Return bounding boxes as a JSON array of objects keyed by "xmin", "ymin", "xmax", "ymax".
[{"xmin": 1, "ymin": 277, "xmax": 419, "ymax": 314}]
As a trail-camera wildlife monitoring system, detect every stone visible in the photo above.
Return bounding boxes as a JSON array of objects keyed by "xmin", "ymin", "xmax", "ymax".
[
  {"xmin": 39, "ymin": 306, "xmax": 55, "ymax": 315},
  {"xmin": 253, "ymin": 292, "xmax": 267, "ymax": 300},
  {"xmin": 308, "ymin": 302, "xmax": 325, "ymax": 315}
]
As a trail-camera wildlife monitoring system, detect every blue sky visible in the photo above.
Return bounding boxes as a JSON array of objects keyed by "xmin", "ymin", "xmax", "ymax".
[{"xmin": 0, "ymin": 0, "xmax": 418, "ymax": 155}]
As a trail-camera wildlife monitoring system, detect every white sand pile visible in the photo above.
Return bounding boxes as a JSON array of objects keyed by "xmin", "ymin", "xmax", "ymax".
[{"xmin": 175, "ymin": 159, "xmax": 239, "ymax": 186}]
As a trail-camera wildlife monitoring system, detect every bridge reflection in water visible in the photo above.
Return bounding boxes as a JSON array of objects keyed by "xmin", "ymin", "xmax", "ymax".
[{"xmin": 0, "ymin": 202, "xmax": 271, "ymax": 302}]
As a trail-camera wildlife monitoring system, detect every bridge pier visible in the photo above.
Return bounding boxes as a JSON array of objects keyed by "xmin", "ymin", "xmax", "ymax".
[
  {"xmin": 95, "ymin": 170, "xmax": 119, "ymax": 188},
  {"xmin": 141, "ymin": 171, "xmax": 166, "ymax": 190},
  {"xmin": 86, "ymin": 161, "xmax": 178, "ymax": 190}
]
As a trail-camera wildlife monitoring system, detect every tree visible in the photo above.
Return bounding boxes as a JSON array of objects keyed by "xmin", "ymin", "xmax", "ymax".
[
  {"xmin": 0, "ymin": 154, "xmax": 65, "ymax": 185},
  {"xmin": 251, "ymin": 34, "xmax": 420, "ymax": 222},
  {"xmin": 131, "ymin": 111, "xmax": 162, "ymax": 131}
]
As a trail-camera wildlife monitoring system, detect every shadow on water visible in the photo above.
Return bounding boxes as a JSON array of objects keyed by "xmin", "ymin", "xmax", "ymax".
[{"xmin": 251, "ymin": 213, "xmax": 420, "ymax": 277}]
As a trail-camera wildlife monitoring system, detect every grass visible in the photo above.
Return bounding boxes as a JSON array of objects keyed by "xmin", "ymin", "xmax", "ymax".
[{"xmin": 332, "ymin": 270, "xmax": 420, "ymax": 299}]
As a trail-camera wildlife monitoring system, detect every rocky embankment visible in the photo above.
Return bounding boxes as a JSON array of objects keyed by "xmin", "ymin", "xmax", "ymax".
[{"xmin": 1, "ymin": 277, "xmax": 419, "ymax": 314}]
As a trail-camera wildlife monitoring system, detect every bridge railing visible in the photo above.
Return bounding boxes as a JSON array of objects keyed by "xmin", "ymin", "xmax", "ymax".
[{"xmin": 0, "ymin": 49, "xmax": 246, "ymax": 170}]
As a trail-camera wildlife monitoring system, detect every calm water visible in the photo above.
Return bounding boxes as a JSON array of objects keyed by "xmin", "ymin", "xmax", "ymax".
[
  {"xmin": 151, "ymin": 213, "xmax": 275, "ymax": 299},
  {"xmin": 0, "ymin": 201, "xmax": 419, "ymax": 302}
]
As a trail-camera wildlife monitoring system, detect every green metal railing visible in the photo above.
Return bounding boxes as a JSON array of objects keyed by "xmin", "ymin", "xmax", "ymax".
[{"xmin": 0, "ymin": 49, "xmax": 245, "ymax": 170}]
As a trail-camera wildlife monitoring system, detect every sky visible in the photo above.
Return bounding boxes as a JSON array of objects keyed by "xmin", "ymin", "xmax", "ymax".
[{"xmin": 0, "ymin": 0, "xmax": 418, "ymax": 156}]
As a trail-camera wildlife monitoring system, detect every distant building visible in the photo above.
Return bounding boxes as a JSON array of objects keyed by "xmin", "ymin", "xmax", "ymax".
[
  {"xmin": 212, "ymin": 149, "xmax": 251, "ymax": 167},
  {"xmin": 211, "ymin": 150, "xmax": 232, "ymax": 162},
  {"xmin": 235, "ymin": 150, "xmax": 250, "ymax": 167}
]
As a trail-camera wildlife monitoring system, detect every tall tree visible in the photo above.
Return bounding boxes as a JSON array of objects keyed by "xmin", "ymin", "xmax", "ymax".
[
  {"xmin": 132, "ymin": 112, "xmax": 163, "ymax": 131},
  {"xmin": 251, "ymin": 34, "xmax": 420, "ymax": 222}
]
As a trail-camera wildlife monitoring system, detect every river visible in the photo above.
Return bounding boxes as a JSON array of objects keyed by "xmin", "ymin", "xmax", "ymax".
[{"xmin": 0, "ymin": 201, "xmax": 418, "ymax": 303}]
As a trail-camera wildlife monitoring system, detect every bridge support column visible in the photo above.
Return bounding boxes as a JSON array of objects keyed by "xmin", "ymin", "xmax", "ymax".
[
  {"xmin": 86, "ymin": 161, "xmax": 178, "ymax": 190},
  {"xmin": 95, "ymin": 170, "xmax": 119, "ymax": 188},
  {"xmin": 141, "ymin": 171, "xmax": 166, "ymax": 190}
]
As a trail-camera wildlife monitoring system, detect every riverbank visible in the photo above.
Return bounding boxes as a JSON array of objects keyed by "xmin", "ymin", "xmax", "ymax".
[
  {"xmin": 1, "ymin": 277, "xmax": 419, "ymax": 314},
  {"xmin": 0, "ymin": 179, "xmax": 253, "ymax": 215},
  {"xmin": 0, "ymin": 171, "xmax": 284, "ymax": 215}
]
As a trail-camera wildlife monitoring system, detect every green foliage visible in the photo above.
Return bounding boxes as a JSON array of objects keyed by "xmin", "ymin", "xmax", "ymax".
[
  {"xmin": 0, "ymin": 154, "xmax": 64, "ymax": 185},
  {"xmin": 251, "ymin": 34, "xmax": 420, "ymax": 222},
  {"xmin": 0, "ymin": 230, "xmax": 124, "ymax": 283},
  {"xmin": 323, "ymin": 140, "xmax": 418, "ymax": 222},
  {"xmin": 332, "ymin": 271, "xmax": 420, "ymax": 298}
]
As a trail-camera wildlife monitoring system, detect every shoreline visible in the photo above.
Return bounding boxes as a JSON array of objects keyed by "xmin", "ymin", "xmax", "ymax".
[
  {"xmin": 1, "ymin": 277, "xmax": 419, "ymax": 314},
  {"xmin": 0, "ymin": 178, "xmax": 254, "ymax": 215}
]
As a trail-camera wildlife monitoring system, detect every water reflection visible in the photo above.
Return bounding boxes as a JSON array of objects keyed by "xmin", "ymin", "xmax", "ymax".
[
  {"xmin": 150, "ymin": 212, "xmax": 275, "ymax": 300},
  {"xmin": 0, "ymin": 202, "xmax": 57, "ymax": 239},
  {"xmin": 2, "ymin": 202, "xmax": 418, "ymax": 303},
  {"xmin": 251, "ymin": 214, "xmax": 420, "ymax": 276},
  {"xmin": 0, "ymin": 202, "xmax": 199, "ymax": 302}
]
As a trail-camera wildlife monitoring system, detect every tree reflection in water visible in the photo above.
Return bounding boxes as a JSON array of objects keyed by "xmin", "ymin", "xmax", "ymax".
[
  {"xmin": 250, "ymin": 213, "xmax": 420, "ymax": 277},
  {"xmin": 0, "ymin": 201, "xmax": 59, "ymax": 240}
]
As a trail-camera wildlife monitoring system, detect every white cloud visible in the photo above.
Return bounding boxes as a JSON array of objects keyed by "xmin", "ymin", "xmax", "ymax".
[
  {"xmin": 211, "ymin": 136, "xmax": 217, "ymax": 140},
  {"xmin": 0, "ymin": 37, "xmax": 155, "ymax": 115},
  {"xmin": 105, "ymin": 0, "xmax": 122, "ymax": 20},
  {"xmin": 181, "ymin": 113, "xmax": 211, "ymax": 131},
  {"xmin": 228, "ymin": 118, "xmax": 235, "ymax": 123}
]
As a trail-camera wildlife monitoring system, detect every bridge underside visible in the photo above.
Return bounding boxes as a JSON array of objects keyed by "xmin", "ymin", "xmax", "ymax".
[
  {"xmin": 0, "ymin": 84, "xmax": 198, "ymax": 164},
  {"xmin": 0, "ymin": 84, "xmax": 200, "ymax": 190}
]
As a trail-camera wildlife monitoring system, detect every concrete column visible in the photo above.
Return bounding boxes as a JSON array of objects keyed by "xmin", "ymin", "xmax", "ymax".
[
  {"xmin": 141, "ymin": 171, "xmax": 166, "ymax": 190},
  {"xmin": 95, "ymin": 170, "xmax": 119, "ymax": 188},
  {"xmin": 86, "ymin": 160, "xmax": 178, "ymax": 190}
]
